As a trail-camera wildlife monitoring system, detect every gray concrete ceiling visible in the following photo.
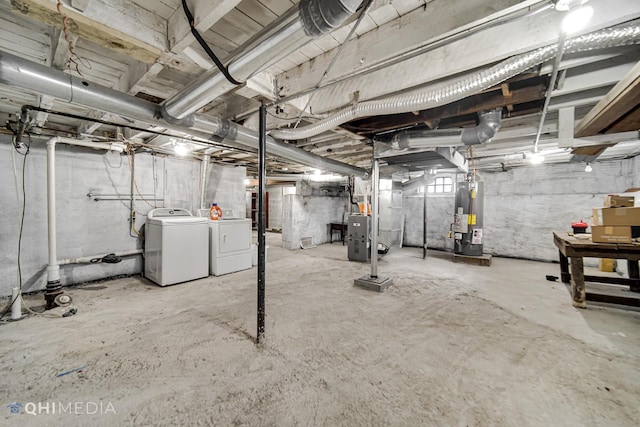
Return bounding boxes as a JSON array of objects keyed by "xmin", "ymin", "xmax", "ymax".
[{"xmin": 0, "ymin": 0, "xmax": 639, "ymax": 175}]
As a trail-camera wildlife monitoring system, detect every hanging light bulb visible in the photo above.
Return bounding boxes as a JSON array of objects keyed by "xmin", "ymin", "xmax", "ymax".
[{"xmin": 585, "ymin": 163, "xmax": 592, "ymax": 172}]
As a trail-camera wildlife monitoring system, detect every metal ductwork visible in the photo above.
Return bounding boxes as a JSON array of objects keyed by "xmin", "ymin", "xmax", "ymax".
[
  {"xmin": 161, "ymin": 0, "xmax": 364, "ymax": 120},
  {"xmin": 461, "ymin": 108, "xmax": 502, "ymax": 145},
  {"xmin": 391, "ymin": 108, "xmax": 503, "ymax": 149},
  {"xmin": 269, "ymin": 24, "xmax": 640, "ymax": 141},
  {"xmin": 0, "ymin": 50, "xmax": 365, "ymax": 177}
]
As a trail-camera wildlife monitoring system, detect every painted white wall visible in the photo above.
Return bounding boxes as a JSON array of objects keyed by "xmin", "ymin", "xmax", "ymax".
[
  {"xmin": 205, "ymin": 164, "xmax": 247, "ymax": 218},
  {"xmin": 282, "ymin": 195, "xmax": 347, "ymax": 250},
  {"xmin": 0, "ymin": 136, "xmax": 245, "ymax": 296},
  {"xmin": 403, "ymin": 187, "xmax": 455, "ymax": 251},
  {"xmin": 267, "ymin": 186, "xmax": 284, "ymax": 230},
  {"xmin": 402, "ymin": 158, "xmax": 637, "ymax": 261}
]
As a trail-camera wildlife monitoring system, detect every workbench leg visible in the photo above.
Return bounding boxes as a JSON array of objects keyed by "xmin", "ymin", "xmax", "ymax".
[
  {"xmin": 570, "ymin": 257, "xmax": 586, "ymax": 308},
  {"xmin": 628, "ymin": 260, "xmax": 640, "ymax": 293},
  {"xmin": 559, "ymin": 251, "xmax": 571, "ymax": 283}
]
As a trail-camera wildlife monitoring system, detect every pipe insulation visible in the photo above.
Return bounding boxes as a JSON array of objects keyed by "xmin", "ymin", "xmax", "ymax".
[
  {"xmin": 269, "ymin": 24, "xmax": 640, "ymax": 140},
  {"xmin": 0, "ymin": 51, "xmax": 365, "ymax": 177},
  {"xmin": 162, "ymin": 0, "xmax": 364, "ymax": 120}
]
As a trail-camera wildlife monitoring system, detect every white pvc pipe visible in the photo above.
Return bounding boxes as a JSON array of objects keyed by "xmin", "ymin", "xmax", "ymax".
[
  {"xmin": 11, "ymin": 287, "xmax": 21, "ymax": 320},
  {"xmin": 46, "ymin": 137, "xmax": 126, "ymax": 285},
  {"xmin": 58, "ymin": 249, "xmax": 143, "ymax": 266}
]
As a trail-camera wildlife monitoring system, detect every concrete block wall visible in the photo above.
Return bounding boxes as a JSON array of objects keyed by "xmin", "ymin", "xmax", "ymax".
[
  {"xmin": 482, "ymin": 159, "xmax": 634, "ymax": 261},
  {"xmin": 267, "ymin": 186, "xmax": 284, "ymax": 230},
  {"xmin": 0, "ymin": 136, "xmax": 245, "ymax": 297},
  {"xmin": 205, "ymin": 165, "xmax": 247, "ymax": 218},
  {"xmin": 403, "ymin": 192, "xmax": 455, "ymax": 251},
  {"xmin": 402, "ymin": 158, "xmax": 637, "ymax": 262},
  {"xmin": 282, "ymin": 194, "xmax": 348, "ymax": 250}
]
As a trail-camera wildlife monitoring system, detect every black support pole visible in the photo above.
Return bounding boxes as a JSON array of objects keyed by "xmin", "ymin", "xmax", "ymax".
[{"xmin": 257, "ymin": 104, "xmax": 266, "ymax": 344}]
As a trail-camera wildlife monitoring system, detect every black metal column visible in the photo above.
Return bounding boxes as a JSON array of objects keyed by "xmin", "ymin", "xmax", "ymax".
[{"xmin": 257, "ymin": 104, "xmax": 266, "ymax": 344}]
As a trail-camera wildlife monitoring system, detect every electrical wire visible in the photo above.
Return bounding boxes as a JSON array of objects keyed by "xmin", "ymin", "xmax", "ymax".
[
  {"xmin": 181, "ymin": 0, "xmax": 241, "ymax": 86},
  {"xmin": 21, "ymin": 105, "xmax": 256, "ymax": 155},
  {"xmin": 1, "ymin": 135, "xmax": 30, "ymax": 320},
  {"xmin": 125, "ymin": 144, "xmax": 157, "ymax": 209},
  {"xmin": 56, "ymin": 0, "xmax": 84, "ymax": 76},
  {"xmin": 292, "ymin": 0, "xmax": 375, "ymax": 129}
]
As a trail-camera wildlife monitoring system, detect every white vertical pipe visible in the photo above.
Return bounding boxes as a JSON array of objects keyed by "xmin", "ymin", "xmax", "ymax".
[
  {"xmin": 370, "ymin": 158, "xmax": 379, "ymax": 278},
  {"xmin": 46, "ymin": 138, "xmax": 60, "ymax": 284},
  {"xmin": 200, "ymin": 154, "xmax": 211, "ymax": 210},
  {"xmin": 46, "ymin": 137, "xmax": 126, "ymax": 284},
  {"xmin": 11, "ymin": 287, "xmax": 21, "ymax": 320}
]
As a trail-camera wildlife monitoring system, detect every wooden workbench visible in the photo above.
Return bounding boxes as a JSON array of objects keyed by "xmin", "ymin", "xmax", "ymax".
[{"xmin": 553, "ymin": 231, "xmax": 640, "ymax": 308}]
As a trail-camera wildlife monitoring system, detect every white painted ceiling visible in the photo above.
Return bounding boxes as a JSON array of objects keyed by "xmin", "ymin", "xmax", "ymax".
[{"xmin": 0, "ymin": 0, "xmax": 639, "ymax": 175}]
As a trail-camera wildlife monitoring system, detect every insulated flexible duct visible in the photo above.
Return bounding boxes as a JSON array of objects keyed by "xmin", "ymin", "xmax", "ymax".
[
  {"xmin": 162, "ymin": 0, "xmax": 363, "ymax": 120},
  {"xmin": 270, "ymin": 24, "xmax": 640, "ymax": 140},
  {"xmin": 0, "ymin": 50, "xmax": 365, "ymax": 177}
]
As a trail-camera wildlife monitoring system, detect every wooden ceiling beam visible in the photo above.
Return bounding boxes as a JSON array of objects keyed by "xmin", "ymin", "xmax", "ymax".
[
  {"xmin": 575, "ymin": 60, "xmax": 640, "ymax": 137},
  {"xmin": 347, "ymin": 82, "xmax": 546, "ymax": 135},
  {"xmin": 13, "ymin": 0, "xmax": 163, "ymax": 64}
]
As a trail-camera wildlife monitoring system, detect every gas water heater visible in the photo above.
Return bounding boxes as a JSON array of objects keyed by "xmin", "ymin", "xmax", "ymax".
[{"xmin": 453, "ymin": 176, "xmax": 484, "ymax": 256}]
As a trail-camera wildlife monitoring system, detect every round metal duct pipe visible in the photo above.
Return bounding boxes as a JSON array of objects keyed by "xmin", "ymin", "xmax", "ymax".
[
  {"xmin": 0, "ymin": 50, "xmax": 366, "ymax": 177},
  {"xmin": 161, "ymin": 0, "xmax": 364, "ymax": 120}
]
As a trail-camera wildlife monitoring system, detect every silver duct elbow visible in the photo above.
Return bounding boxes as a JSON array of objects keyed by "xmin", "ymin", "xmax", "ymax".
[
  {"xmin": 461, "ymin": 108, "xmax": 502, "ymax": 145},
  {"xmin": 162, "ymin": 0, "xmax": 364, "ymax": 120},
  {"xmin": 299, "ymin": 0, "xmax": 363, "ymax": 37},
  {"xmin": 391, "ymin": 108, "xmax": 502, "ymax": 149}
]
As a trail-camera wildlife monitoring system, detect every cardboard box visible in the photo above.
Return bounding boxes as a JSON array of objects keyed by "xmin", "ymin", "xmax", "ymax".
[
  {"xmin": 592, "ymin": 207, "xmax": 640, "ymax": 226},
  {"xmin": 622, "ymin": 188, "xmax": 640, "ymax": 207},
  {"xmin": 591, "ymin": 226, "xmax": 632, "ymax": 243},
  {"xmin": 604, "ymin": 195, "xmax": 635, "ymax": 207},
  {"xmin": 598, "ymin": 258, "xmax": 615, "ymax": 272}
]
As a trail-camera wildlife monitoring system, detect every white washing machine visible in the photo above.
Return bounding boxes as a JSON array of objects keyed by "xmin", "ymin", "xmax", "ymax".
[
  {"xmin": 144, "ymin": 208, "xmax": 209, "ymax": 286},
  {"xmin": 209, "ymin": 218, "xmax": 252, "ymax": 276}
]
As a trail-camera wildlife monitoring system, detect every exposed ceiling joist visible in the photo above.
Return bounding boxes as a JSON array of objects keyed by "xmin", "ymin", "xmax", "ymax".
[
  {"xmin": 575, "ymin": 60, "xmax": 640, "ymax": 137},
  {"xmin": 12, "ymin": 0, "xmax": 164, "ymax": 64}
]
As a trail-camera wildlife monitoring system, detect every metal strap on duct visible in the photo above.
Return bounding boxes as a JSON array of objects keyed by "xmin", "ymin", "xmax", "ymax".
[{"xmin": 0, "ymin": 50, "xmax": 365, "ymax": 177}]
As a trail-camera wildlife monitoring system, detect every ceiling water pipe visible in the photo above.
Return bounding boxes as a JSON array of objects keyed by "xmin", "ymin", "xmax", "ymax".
[
  {"xmin": 269, "ymin": 23, "xmax": 640, "ymax": 141},
  {"xmin": 0, "ymin": 50, "xmax": 365, "ymax": 177},
  {"xmin": 162, "ymin": 0, "xmax": 365, "ymax": 120},
  {"xmin": 45, "ymin": 137, "xmax": 126, "ymax": 309},
  {"xmin": 392, "ymin": 108, "xmax": 503, "ymax": 149}
]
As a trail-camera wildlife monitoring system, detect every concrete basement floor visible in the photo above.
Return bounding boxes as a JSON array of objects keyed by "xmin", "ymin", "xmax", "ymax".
[{"xmin": 2, "ymin": 232, "xmax": 640, "ymax": 426}]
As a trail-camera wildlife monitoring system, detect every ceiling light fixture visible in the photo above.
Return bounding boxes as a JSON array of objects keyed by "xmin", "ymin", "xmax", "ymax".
[
  {"xmin": 527, "ymin": 152, "xmax": 545, "ymax": 165},
  {"xmin": 173, "ymin": 142, "xmax": 188, "ymax": 156},
  {"xmin": 314, "ymin": 169, "xmax": 322, "ymax": 175},
  {"xmin": 584, "ymin": 163, "xmax": 592, "ymax": 172},
  {"xmin": 562, "ymin": 4, "xmax": 593, "ymax": 34}
]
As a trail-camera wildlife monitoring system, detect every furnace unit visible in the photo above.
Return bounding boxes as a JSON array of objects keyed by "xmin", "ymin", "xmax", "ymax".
[{"xmin": 347, "ymin": 215, "xmax": 370, "ymax": 262}]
